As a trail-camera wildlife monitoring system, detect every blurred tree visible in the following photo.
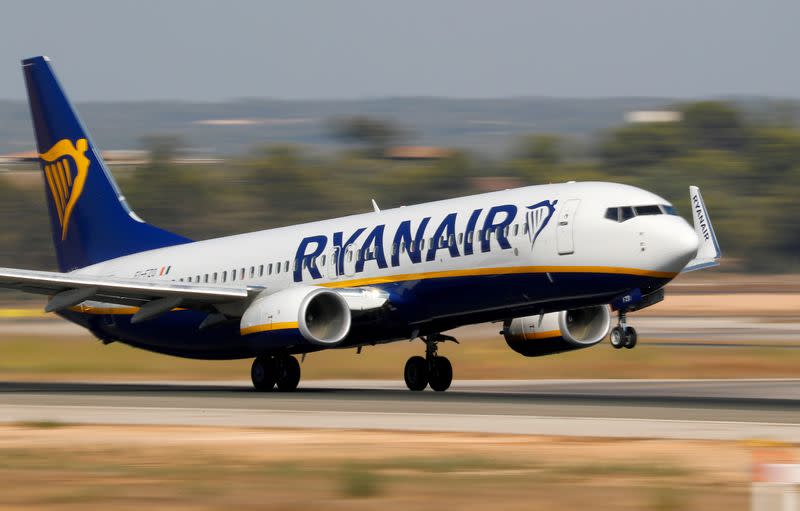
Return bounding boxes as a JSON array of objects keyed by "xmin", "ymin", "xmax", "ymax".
[
  {"xmin": 598, "ymin": 123, "xmax": 684, "ymax": 169},
  {"xmin": 681, "ymin": 102, "xmax": 748, "ymax": 152},
  {"xmin": 513, "ymin": 134, "xmax": 562, "ymax": 165},
  {"xmin": 748, "ymin": 127, "xmax": 800, "ymax": 178},
  {"xmin": 243, "ymin": 145, "xmax": 335, "ymax": 227},
  {"xmin": 125, "ymin": 135, "xmax": 216, "ymax": 239},
  {"xmin": 328, "ymin": 116, "xmax": 405, "ymax": 158}
]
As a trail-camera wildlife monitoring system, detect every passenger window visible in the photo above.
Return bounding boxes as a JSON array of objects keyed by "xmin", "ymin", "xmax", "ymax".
[
  {"xmin": 250, "ymin": 267, "xmax": 255, "ymax": 278},
  {"xmin": 195, "ymin": 275, "xmax": 200, "ymax": 283},
  {"xmin": 240, "ymin": 268, "xmax": 245, "ymax": 280},
  {"xmin": 258, "ymin": 265, "xmax": 264, "ymax": 277},
  {"xmin": 467, "ymin": 231, "xmax": 473, "ymax": 243},
  {"xmin": 222, "ymin": 271, "xmax": 227, "ymax": 283},
  {"xmin": 448, "ymin": 234, "xmax": 455, "ymax": 247},
  {"xmin": 268, "ymin": 263, "xmax": 273, "ymax": 275},
  {"xmin": 276, "ymin": 262, "xmax": 281, "ymax": 274},
  {"xmin": 458, "ymin": 233, "xmax": 464, "ymax": 245},
  {"xmin": 321, "ymin": 255, "xmax": 326, "ymax": 267},
  {"xmin": 284, "ymin": 261, "xmax": 289, "ymax": 273},
  {"xmin": 204, "ymin": 274, "xmax": 208, "ymax": 283},
  {"xmin": 231, "ymin": 269, "xmax": 236, "ymax": 281},
  {"xmin": 213, "ymin": 272, "xmax": 218, "ymax": 283},
  {"xmin": 523, "ymin": 223, "xmax": 529, "ymax": 234},
  {"xmin": 513, "ymin": 224, "xmax": 519, "ymax": 237}
]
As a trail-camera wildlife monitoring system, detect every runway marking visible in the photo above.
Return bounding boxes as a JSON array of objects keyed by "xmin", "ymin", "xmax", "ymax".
[{"xmin": 3, "ymin": 404, "xmax": 800, "ymax": 441}]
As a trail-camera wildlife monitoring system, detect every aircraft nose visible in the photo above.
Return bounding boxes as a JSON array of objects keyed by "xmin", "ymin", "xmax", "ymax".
[{"xmin": 666, "ymin": 221, "xmax": 699, "ymax": 269}]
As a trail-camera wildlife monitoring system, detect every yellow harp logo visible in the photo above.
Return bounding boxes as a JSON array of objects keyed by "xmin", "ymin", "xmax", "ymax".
[{"xmin": 40, "ymin": 138, "xmax": 90, "ymax": 240}]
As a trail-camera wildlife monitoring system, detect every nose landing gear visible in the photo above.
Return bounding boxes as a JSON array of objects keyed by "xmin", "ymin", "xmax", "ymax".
[
  {"xmin": 403, "ymin": 333, "xmax": 456, "ymax": 391},
  {"xmin": 610, "ymin": 310, "xmax": 637, "ymax": 349}
]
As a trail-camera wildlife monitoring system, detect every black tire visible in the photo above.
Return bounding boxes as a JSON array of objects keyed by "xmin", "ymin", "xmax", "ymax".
[
  {"xmin": 623, "ymin": 326, "xmax": 638, "ymax": 349},
  {"xmin": 610, "ymin": 326, "xmax": 625, "ymax": 349},
  {"xmin": 276, "ymin": 355, "xmax": 301, "ymax": 392},
  {"xmin": 251, "ymin": 356, "xmax": 276, "ymax": 391},
  {"xmin": 429, "ymin": 356, "xmax": 453, "ymax": 392},
  {"xmin": 404, "ymin": 356, "xmax": 428, "ymax": 391}
]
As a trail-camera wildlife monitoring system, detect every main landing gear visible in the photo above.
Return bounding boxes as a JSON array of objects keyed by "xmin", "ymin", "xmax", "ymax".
[
  {"xmin": 609, "ymin": 310, "xmax": 637, "ymax": 349},
  {"xmin": 251, "ymin": 354, "xmax": 301, "ymax": 392},
  {"xmin": 404, "ymin": 333, "xmax": 456, "ymax": 392}
]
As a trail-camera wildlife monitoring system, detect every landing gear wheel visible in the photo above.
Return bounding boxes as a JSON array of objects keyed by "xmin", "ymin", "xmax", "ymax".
[
  {"xmin": 404, "ymin": 356, "xmax": 428, "ymax": 391},
  {"xmin": 610, "ymin": 327, "xmax": 625, "ymax": 349},
  {"xmin": 429, "ymin": 356, "xmax": 453, "ymax": 392},
  {"xmin": 276, "ymin": 355, "xmax": 301, "ymax": 392},
  {"xmin": 623, "ymin": 326, "xmax": 638, "ymax": 349},
  {"xmin": 251, "ymin": 356, "xmax": 276, "ymax": 391}
]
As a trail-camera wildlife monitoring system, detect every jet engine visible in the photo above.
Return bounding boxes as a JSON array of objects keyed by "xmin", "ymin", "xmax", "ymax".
[
  {"xmin": 503, "ymin": 305, "xmax": 611, "ymax": 357},
  {"xmin": 240, "ymin": 287, "xmax": 351, "ymax": 346}
]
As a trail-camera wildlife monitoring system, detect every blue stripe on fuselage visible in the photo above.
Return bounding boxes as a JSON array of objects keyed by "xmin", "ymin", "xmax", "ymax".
[{"xmin": 60, "ymin": 270, "xmax": 670, "ymax": 360}]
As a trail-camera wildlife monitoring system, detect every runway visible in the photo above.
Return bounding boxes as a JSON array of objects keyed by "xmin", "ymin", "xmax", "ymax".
[{"xmin": 1, "ymin": 379, "xmax": 799, "ymax": 441}]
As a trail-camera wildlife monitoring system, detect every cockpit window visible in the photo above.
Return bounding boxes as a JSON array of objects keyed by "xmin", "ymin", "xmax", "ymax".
[
  {"xmin": 634, "ymin": 205, "xmax": 661, "ymax": 216},
  {"xmin": 604, "ymin": 204, "xmax": 675, "ymax": 222},
  {"xmin": 620, "ymin": 206, "xmax": 635, "ymax": 221}
]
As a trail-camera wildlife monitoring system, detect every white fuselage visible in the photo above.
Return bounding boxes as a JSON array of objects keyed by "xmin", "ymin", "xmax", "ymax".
[{"xmin": 77, "ymin": 181, "xmax": 697, "ymax": 294}]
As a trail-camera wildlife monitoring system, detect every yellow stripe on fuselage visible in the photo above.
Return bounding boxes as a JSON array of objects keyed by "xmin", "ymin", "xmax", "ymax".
[
  {"xmin": 321, "ymin": 265, "xmax": 676, "ymax": 289},
  {"xmin": 240, "ymin": 322, "xmax": 299, "ymax": 336}
]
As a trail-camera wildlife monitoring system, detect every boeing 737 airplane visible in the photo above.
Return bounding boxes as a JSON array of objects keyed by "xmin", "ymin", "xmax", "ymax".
[{"xmin": 0, "ymin": 56, "xmax": 721, "ymax": 392}]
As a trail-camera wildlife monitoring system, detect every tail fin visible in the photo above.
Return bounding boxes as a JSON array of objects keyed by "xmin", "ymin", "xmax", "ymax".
[{"xmin": 22, "ymin": 56, "xmax": 190, "ymax": 272}]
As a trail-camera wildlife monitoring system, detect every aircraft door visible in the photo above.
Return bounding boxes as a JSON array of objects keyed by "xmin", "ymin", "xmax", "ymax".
[
  {"xmin": 327, "ymin": 247, "xmax": 340, "ymax": 280},
  {"xmin": 343, "ymin": 245, "xmax": 357, "ymax": 277},
  {"xmin": 556, "ymin": 199, "xmax": 580, "ymax": 255}
]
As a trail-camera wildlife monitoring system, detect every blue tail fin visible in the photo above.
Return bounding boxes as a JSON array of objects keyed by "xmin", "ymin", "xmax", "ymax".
[{"xmin": 22, "ymin": 56, "xmax": 191, "ymax": 272}]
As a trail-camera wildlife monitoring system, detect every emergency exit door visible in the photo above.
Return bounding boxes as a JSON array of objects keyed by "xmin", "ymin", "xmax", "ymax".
[{"xmin": 557, "ymin": 199, "xmax": 580, "ymax": 255}]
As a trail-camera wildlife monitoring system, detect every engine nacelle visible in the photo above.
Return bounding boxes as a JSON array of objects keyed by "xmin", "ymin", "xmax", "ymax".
[
  {"xmin": 240, "ymin": 287, "xmax": 351, "ymax": 346},
  {"xmin": 503, "ymin": 305, "xmax": 611, "ymax": 357}
]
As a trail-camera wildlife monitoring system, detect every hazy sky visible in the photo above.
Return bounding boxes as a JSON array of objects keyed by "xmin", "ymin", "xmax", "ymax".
[{"xmin": 1, "ymin": 0, "xmax": 799, "ymax": 101}]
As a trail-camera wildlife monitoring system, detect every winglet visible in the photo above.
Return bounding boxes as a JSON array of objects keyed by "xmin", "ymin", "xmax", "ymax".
[{"xmin": 682, "ymin": 186, "xmax": 721, "ymax": 272}]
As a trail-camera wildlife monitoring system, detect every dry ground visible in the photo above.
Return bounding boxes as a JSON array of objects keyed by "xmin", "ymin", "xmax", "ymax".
[
  {"xmin": 1, "ymin": 282, "xmax": 799, "ymax": 380},
  {"xmin": 1, "ymin": 333, "xmax": 800, "ymax": 380},
  {"xmin": 0, "ymin": 424, "xmax": 772, "ymax": 511}
]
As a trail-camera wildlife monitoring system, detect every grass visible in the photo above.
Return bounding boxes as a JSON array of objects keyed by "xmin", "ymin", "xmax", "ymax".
[
  {"xmin": 339, "ymin": 464, "xmax": 384, "ymax": 498},
  {"xmin": 0, "ymin": 426, "xmax": 745, "ymax": 510},
  {"xmin": 1, "ymin": 332, "xmax": 800, "ymax": 380},
  {"xmin": 12, "ymin": 420, "xmax": 68, "ymax": 429}
]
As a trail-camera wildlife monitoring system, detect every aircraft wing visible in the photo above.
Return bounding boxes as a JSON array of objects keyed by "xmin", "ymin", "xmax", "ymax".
[
  {"xmin": 682, "ymin": 186, "xmax": 722, "ymax": 272},
  {"xmin": 0, "ymin": 267, "xmax": 250, "ymax": 322},
  {"xmin": 0, "ymin": 267, "xmax": 391, "ymax": 324}
]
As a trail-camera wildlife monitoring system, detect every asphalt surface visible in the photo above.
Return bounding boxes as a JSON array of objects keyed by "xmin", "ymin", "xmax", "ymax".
[{"xmin": 1, "ymin": 379, "xmax": 799, "ymax": 441}]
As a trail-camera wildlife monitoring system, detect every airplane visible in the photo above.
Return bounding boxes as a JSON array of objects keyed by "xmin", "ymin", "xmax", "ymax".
[{"xmin": 0, "ymin": 56, "xmax": 721, "ymax": 392}]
